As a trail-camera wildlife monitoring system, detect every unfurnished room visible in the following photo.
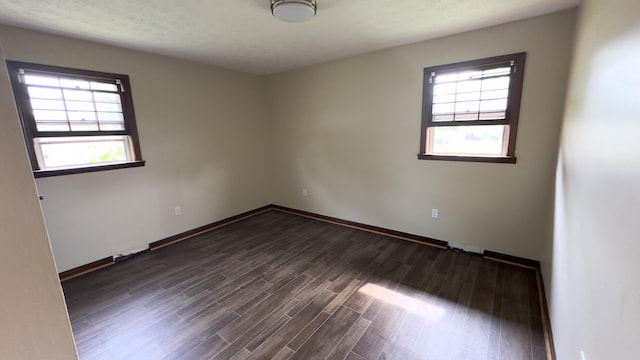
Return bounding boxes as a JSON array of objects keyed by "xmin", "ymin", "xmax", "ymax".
[{"xmin": 0, "ymin": 1, "xmax": 638, "ymax": 359}]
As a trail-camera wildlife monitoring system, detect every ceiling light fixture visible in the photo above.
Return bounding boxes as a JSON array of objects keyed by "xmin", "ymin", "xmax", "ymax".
[{"xmin": 271, "ymin": 0, "xmax": 317, "ymax": 23}]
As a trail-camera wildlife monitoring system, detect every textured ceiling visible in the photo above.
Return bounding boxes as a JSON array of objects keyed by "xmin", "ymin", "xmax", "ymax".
[{"xmin": 0, "ymin": 0, "xmax": 580, "ymax": 75}]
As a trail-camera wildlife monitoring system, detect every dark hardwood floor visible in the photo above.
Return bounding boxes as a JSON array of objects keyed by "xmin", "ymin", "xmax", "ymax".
[{"xmin": 62, "ymin": 210, "xmax": 548, "ymax": 360}]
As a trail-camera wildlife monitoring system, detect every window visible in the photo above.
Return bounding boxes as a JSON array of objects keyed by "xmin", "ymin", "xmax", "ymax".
[
  {"xmin": 418, "ymin": 53, "xmax": 526, "ymax": 163},
  {"xmin": 6, "ymin": 61, "xmax": 144, "ymax": 177}
]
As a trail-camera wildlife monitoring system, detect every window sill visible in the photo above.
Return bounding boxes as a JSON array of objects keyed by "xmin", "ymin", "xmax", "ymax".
[
  {"xmin": 417, "ymin": 154, "xmax": 516, "ymax": 164},
  {"xmin": 33, "ymin": 160, "xmax": 146, "ymax": 178}
]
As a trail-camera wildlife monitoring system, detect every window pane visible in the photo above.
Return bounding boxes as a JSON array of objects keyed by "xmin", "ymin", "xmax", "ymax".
[
  {"xmin": 479, "ymin": 111, "xmax": 506, "ymax": 120},
  {"xmin": 68, "ymin": 111, "xmax": 97, "ymax": 121},
  {"xmin": 454, "ymin": 100, "xmax": 480, "ymax": 114},
  {"xmin": 432, "ymin": 114, "xmax": 455, "ymax": 122},
  {"xmin": 457, "ymin": 70, "xmax": 483, "ymax": 81},
  {"xmin": 35, "ymin": 136, "xmax": 130, "ymax": 169},
  {"xmin": 456, "ymin": 91, "xmax": 480, "ymax": 102},
  {"xmin": 93, "ymin": 92, "xmax": 120, "ymax": 103},
  {"xmin": 430, "ymin": 64, "xmax": 514, "ymax": 124},
  {"xmin": 26, "ymin": 76, "xmax": 127, "ymax": 134},
  {"xmin": 433, "ymin": 94, "xmax": 455, "ymax": 104},
  {"xmin": 454, "ymin": 112, "xmax": 479, "ymax": 121},
  {"xmin": 483, "ymin": 67, "xmax": 511, "ymax": 77},
  {"xmin": 97, "ymin": 112, "xmax": 124, "ymax": 122},
  {"xmin": 481, "ymin": 89, "xmax": 508, "ymax": 100},
  {"xmin": 90, "ymin": 82, "xmax": 118, "ymax": 91},
  {"xmin": 60, "ymin": 78, "xmax": 90, "ymax": 89},
  {"xmin": 37, "ymin": 123, "xmax": 70, "ymax": 132},
  {"xmin": 480, "ymin": 99, "xmax": 508, "ymax": 112},
  {"xmin": 456, "ymin": 80, "xmax": 481, "ymax": 93},
  {"xmin": 63, "ymin": 89, "xmax": 93, "ymax": 101},
  {"xmin": 95, "ymin": 102, "xmax": 122, "ymax": 112},
  {"xmin": 24, "ymin": 75, "xmax": 60, "ymax": 87},
  {"xmin": 432, "ymin": 103, "xmax": 455, "ymax": 115},
  {"xmin": 25, "ymin": 75, "xmax": 126, "ymax": 135},
  {"xmin": 99, "ymin": 123, "xmax": 125, "ymax": 131},
  {"xmin": 433, "ymin": 83, "xmax": 457, "ymax": 95},
  {"xmin": 481, "ymin": 76, "xmax": 510, "ymax": 91},
  {"xmin": 65, "ymin": 101, "xmax": 95, "ymax": 111},
  {"xmin": 28, "ymin": 86, "xmax": 62, "ymax": 99},
  {"xmin": 70, "ymin": 121, "xmax": 100, "ymax": 131},
  {"xmin": 434, "ymin": 73, "xmax": 457, "ymax": 83},
  {"xmin": 31, "ymin": 99, "xmax": 65, "ymax": 110},
  {"xmin": 33, "ymin": 110, "xmax": 67, "ymax": 121},
  {"xmin": 430, "ymin": 125, "xmax": 506, "ymax": 156}
]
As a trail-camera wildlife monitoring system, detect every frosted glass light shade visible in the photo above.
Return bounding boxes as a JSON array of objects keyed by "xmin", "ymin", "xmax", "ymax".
[{"xmin": 271, "ymin": 0, "xmax": 317, "ymax": 23}]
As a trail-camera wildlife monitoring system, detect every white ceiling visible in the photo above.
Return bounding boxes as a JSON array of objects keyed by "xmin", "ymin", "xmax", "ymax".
[{"xmin": 0, "ymin": 0, "xmax": 580, "ymax": 75}]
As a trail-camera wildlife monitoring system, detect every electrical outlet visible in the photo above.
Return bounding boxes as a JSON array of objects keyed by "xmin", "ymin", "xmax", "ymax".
[
  {"xmin": 174, "ymin": 206, "xmax": 182, "ymax": 216},
  {"xmin": 302, "ymin": 188, "xmax": 308, "ymax": 197},
  {"xmin": 431, "ymin": 208, "xmax": 439, "ymax": 218}
]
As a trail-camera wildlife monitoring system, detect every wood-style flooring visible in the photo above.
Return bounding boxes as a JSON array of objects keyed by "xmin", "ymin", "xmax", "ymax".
[{"xmin": 62, "ymin": 210, "xmax": 548, "ymax": 360}]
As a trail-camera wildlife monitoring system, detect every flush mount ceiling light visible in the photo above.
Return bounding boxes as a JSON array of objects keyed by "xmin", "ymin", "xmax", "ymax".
[{"xmin": 271, "ymin": 0, "xmax": 317, "ymax": 23}]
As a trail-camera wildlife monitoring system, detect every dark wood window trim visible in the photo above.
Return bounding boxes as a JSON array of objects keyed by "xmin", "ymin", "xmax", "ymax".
[
  {"xmin": 5, "ymin": 60, "xmax": 144, "ymax": 177},
  {"xmin": 418, "ymin": 53, "xmax": 526, "ymax": 164},
  {"xmin": 417, "ymin": 154, "xmax": 517, "ymax": 164},
  {"xmin": 33, "ymin": 160, "xmax": 146, "ymax": 178}
]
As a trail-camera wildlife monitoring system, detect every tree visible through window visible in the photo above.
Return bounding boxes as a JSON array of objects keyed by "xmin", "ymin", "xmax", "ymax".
[
  {"xmin": 418, "ymin": 53, "xmax": 526, "ymax": 163},
  {"xmin": 6, "ymin": 61, "xmax": 144, "ymax": 177}
]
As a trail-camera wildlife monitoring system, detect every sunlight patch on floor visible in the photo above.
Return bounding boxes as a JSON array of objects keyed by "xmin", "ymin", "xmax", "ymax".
[{"xmin": 358, "ymin": 283, "xmax": 446, "ymax": 322}]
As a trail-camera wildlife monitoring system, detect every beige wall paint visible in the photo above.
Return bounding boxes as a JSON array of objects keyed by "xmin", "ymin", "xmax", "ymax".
[
  {"xmin": 268, "ymin": 10, "xmax": 576, "ymax": 262},
  {"xmin": 0, "ymin": 45, "xmax": 78, "ymax": 358},
  {"xmin": 550, "ymin": 0, "xmax": 640, "ymax": 359},
  {"xmin": 0, "ymin": 25, "xmax": 274, "ymax": 272}
]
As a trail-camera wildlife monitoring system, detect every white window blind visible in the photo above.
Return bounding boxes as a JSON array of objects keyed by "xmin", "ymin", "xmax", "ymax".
[
  {"xmin": 20, "ymin": 71, "xmax": 125, "ymax": 133},
  {"xmin": 429, "ymin": 62, "xmax": 513, "ymax": 123}
]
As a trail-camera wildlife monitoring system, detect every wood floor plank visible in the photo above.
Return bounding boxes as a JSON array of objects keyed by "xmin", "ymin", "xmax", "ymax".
[
  {"xmin": 208, "ymin": 264, "xmax": 274, "ymax": 301},
  {"xmin": 213, "ymin": 297, "xmax": 300, "ymax": 360},
  {"xmin": 246, "ymin": 289, "xmax": 336, "ymax": 360},
  {"xmin": 423, "ymin": 255, "xmax": 481, "ymax": 358},
  {"xmin": 178, "ymin": 334, "xmax": 228, "ymax": 360},
  {"xmin": 230, "ymin": 291, "xmax": 269, "ymax": 315},
  {"xmin": 217, "ymin": 278, "xmax": 274, "ymax": 306},
  {"xmin": 244, "ymin": 313, "xmax": 291, "ymax": 352},
  {"xmin": 527, "ymin": 270, "xmax": 546, "ymax": 352},
  {"xmin": 351, "ymin": 304, "xmax": 405, "ymax": 359},
  {"xmin": 289, "ymin": 306, "xmax": 361, "ymax": 360},
  {"xmin": 227, "ymin": 348, "xmax": 251, "ymax": 360},
  {"xmin": 453, "ymin": 259, "xmax": 499, "ymax": 359},
  {"xmin": 62, "ymin": 210, "xmax": 549, "ymax": 360},
  {"xmin": 498, "ymin": 267, "xmax": 534, "ymax": 360},
  {"xmin": 326, "ymin": 316, "xmax": 371, "ymax": 360},
  {"xmin": 102, "ymin": 312, "xmax": 183, "ymax": 355},
  {"xmin": 323, "ymin": 278, "xmax": 365, "ymax": 314},
  {"xmin": 217, "ymin": 275, "xmax": 310, "ymax": 343},
  {"xmin": 487, "ymin": 264, "xmax": 506, "ymax": 360},
  {"xmin": 272, "ymin": 347, "xmax": 295, "ymax": 360},
  {"xmin": 286, "ymin": 311, "xmax": 331, "ymax": 350},
  {"xmin": 158, "ymin": 312, "xmax": 238, "ymax": 359},
  {"xmin": 345, "ymin": 352, "xmax": 365, "ymax": 360}
]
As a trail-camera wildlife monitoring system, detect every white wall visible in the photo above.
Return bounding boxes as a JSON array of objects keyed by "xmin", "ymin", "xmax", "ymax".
[
  {"xmin": 0, "ymin": 45, "xmax": 78, "ymax": 359},
  {"xmin": 550, "ymin": 0, "xmax": 640, "ymax": 359},
  {"xmin": 0, "ymin": 25, "xmax": 274, "ymax": 272},
  {"xmin": 268, "ymin": 10, "xmax": 576, "ymax": 263}
]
